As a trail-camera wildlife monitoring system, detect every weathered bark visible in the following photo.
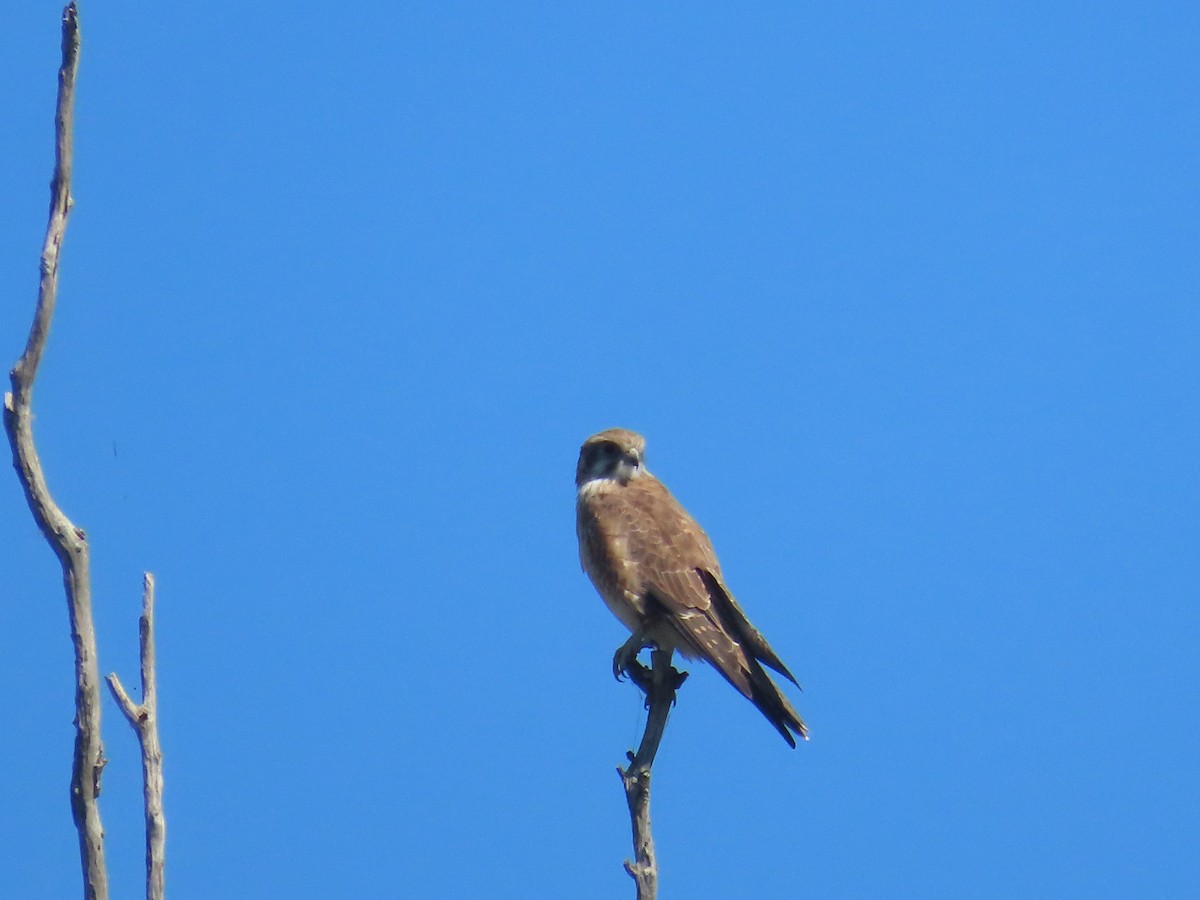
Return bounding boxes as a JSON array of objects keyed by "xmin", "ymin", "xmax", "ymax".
[
  {"xmin": 2, "ymin": 5, "xmax": 109, "ymax": 898},
  {"xmin": 107, "ymin": 574, "xmax": 167, "ymax": 900},
  {"xmin": 617, "ymin": 648, "xmax": 687, "ymax": 900}
]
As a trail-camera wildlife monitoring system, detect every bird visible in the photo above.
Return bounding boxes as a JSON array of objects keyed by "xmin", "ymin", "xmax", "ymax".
[{"xmin": 575, "ymin": 427, "xmax": 808, "ymax": 747}]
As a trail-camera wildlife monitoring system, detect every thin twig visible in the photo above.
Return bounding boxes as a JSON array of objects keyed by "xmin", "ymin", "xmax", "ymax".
[
  {"xmin": 106, "ymin": 574, "xmax": 166, "ymax": 900},
  {"xmin": 2, "ymin": 5, "xmax": 108, "ymax": 899},
  {"xmin": 617, "ymin": 648, "xmax": 687, "ymax": 900}
]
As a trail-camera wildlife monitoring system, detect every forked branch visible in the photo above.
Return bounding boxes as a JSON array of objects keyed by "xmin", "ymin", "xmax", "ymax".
[{"xmin": 106, "ymin": 574, "xmax": 167, "ymax": 900}]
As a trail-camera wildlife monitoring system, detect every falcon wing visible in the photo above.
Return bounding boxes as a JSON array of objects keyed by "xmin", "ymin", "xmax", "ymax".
[{"xmin": 631, "ymin": 481, "xmax": 808, "ymax": 746}]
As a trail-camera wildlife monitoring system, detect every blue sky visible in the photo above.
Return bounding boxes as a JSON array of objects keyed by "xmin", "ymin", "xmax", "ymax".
[{"xmin": 2, "ymin": 2, "xmax": 1197, "ymax": 897}]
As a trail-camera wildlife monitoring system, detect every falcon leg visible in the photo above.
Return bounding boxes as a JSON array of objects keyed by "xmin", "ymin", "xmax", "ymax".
[{"xmin": 613, "ymin": 630, "xmax": 654, "ymax": 688}]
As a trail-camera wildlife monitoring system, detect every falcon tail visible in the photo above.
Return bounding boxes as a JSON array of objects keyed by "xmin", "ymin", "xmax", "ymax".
[
  {"xmin": 745, "ymin": 658, "xmax": 809, "ymax": 748},
  {"xmin": 697, "ymin": 570, "xmax": 809, "ymax": 747}
]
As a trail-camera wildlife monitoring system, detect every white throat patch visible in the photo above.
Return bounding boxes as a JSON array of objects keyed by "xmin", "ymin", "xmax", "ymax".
[{"xmin": 578, "ymin": 477, "xmax": 616, "ymax": 499}]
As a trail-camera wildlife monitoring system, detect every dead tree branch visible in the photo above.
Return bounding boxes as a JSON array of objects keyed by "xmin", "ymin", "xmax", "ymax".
[
  {"xmin": 2, "ymin": 5, "xmax": 109, "ymax": 899},
  {"xmin": 106, "ymin": 574, "xmax": 166, "ymax": 900},
  {"xmin": 617, "ymin": 648, "xmax": 688, "ymax": 900}
]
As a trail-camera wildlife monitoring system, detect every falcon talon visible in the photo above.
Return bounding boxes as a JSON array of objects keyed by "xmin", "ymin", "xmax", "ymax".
[
  {"xmin": 663, "ymin": 668, "xmax": 689, "ymax": 706},
  {"xmin": 625, "ymin": 661, "xmax": 653, "ymax": 695}
]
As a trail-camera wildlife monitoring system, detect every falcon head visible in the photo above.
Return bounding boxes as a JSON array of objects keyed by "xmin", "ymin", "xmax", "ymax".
[{"xmin": 576, "ymin": 428, "xmax": 648, "ymax": 489}]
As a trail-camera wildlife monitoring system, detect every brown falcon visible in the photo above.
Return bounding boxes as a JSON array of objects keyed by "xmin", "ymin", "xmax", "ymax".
[{"xmin": 575, "ymin": 427, "xmax": 808, "ymax": 747}]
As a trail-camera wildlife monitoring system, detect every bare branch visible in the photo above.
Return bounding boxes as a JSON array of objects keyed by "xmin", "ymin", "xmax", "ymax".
[
  {"xmin": 617, "ymin": 648, "xmax": 688, "ymax": 900},
  {"xmin": 106, "ymin": 574, "xmax": 167, "ymax": 900},
  {"xmin": 2, "ymin": 6, "xmax": 108, "ymax": 899}
]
